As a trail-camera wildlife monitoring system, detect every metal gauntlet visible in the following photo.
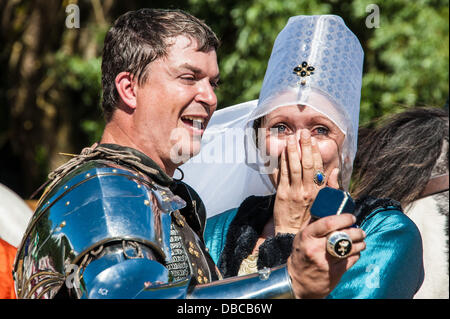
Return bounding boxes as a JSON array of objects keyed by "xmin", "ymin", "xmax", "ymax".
[
  {"xmin": 134, "ymin": 264, "xmax": 294, "ymax": 299},
  {"xmin": 188, "ymin": 265, "xmax": 295, "ymax": 299}
]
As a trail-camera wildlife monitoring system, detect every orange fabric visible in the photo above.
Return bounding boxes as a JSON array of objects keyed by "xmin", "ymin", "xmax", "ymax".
[{"xmin": 0, "ymin": 238, "xmax": 17, "ymax": 299}]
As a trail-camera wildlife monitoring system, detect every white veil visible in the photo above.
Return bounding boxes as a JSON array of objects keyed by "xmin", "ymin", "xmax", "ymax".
[{"xmin": 180, "ymin": 15, "xmax": 364, "ymax": 217}]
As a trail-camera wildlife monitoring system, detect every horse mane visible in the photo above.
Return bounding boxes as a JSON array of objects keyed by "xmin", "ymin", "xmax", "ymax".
[{"xmin": 350, "ymin": 107, "xmax": 449, "ymax": 208}]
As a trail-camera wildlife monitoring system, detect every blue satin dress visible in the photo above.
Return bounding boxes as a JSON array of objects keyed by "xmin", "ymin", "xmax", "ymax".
[{"xmin": 204, "ymin": 207, "xmax": 424, "ymax": 299}]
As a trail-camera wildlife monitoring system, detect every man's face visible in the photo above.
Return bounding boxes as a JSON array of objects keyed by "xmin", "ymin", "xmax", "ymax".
[{"xmin": 133, "ymin": 36, "xmax": 219, "ymax": 174}]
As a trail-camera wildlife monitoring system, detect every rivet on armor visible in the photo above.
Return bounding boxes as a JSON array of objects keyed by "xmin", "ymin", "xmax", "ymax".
[
  {"xmin": 86, "ymin": 173, "xmax": 91, "ymax": 178},
  {"xmin": 144, "ymin": 200, "xmax": 150, "ymax": 206},
  {"xmin": 203, "ymin": 277, "xmax": 208, "ymax": 283},
  {"xmin": 112, "ymin": 169, "xmax": 117, "ymax": 173},
  {"xmin": 65, "ymin": 201, "xmax": 70, "ymax": 206},
  {"xmin": 64, "ymin": 185, "xmax": 68, "ymax": 190},
  {"xmin": 59, "ymin": 221, "xmax": 66, "ymax": 228},
  {"xmin": 258, "ymin": 267, "xmax": 271, "ymax": 281},
  {"xmin": 176, "ymin": 219, "xmax": 185, "ymax": 227},
  {"xmin": 198, "ymin": 269, "xmax": 203, "ymax": 276},
  {"xmin": 197, "ymin": 276, "xmax": 203, "ymax": 284}
]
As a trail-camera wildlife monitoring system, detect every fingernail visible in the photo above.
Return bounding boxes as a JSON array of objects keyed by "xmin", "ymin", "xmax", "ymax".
[
  {"xmin": 362, "ymin": 230, "xmax": 366, "ymax": 238},
  {"xmin": 352, "ymin": 215, "xmax": 357, "ymax": 223}
]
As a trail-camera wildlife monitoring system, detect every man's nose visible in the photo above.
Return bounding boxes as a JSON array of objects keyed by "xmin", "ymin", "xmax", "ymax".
[{"xmin": 196, "ymin": 79, "xmax": 217, "ymax": 111}]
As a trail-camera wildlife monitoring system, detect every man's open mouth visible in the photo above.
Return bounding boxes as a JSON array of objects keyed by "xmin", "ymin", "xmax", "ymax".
[{"xmin": 181, "ymin": 116, "xmax": 205, "ymax": 131}]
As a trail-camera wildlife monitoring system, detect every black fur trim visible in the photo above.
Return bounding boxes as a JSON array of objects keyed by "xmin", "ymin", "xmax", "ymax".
[
  {"xmin": 257, "ymin": 233, "xmax": 295, "ymax": 269},
  {"xmin": 218, "ymin": 195, "xmax": 274, "ymax": 277}
]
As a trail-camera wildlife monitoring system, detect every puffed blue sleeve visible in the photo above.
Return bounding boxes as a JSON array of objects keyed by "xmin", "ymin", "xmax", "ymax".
[
  {"xmin": 204, "ymin": 208, "xmax": 238, "ymax": 265},
  {"xmin": 327, "ymin": 209, "xmax": 424, "ymax": 299}
]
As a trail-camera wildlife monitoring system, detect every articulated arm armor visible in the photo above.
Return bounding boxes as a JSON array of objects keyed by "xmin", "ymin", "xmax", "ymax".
[{"xmin": 14, "ymin": 156, "xmax": 294, "ymax": 299}]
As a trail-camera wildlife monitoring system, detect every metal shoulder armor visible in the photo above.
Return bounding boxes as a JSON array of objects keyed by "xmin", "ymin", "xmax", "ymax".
[{"xmin": 13, "ymin": 161, "xmax": 184, "ymax": 299}]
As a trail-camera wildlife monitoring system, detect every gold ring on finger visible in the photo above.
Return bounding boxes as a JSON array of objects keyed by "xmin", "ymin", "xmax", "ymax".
[{"xmin": 326, "ymin": 231, "xmax": 352, "ymax": 258}]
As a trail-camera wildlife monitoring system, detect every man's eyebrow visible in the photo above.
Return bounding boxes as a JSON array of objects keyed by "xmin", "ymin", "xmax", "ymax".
[
  {"xmin": 179, "ymin": 63, "xmax": 220, "ymax": 80},
  {"xmin": 179, "ymin": 63, "xmax": 202, "ymax": 74}
]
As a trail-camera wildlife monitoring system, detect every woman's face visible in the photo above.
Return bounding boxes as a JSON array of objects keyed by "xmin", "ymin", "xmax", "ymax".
[{"xmin": 259, "ymin": 104, "xmax": 345, "ymax": 187}]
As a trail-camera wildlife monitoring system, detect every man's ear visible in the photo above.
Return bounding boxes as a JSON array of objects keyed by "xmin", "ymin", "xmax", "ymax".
[{"xmin": 115, "ymin": 72, "xmax": 137, "ymax": 110}]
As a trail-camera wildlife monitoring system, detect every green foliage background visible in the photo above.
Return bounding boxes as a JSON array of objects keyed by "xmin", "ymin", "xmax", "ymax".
[{"xmin": 0, "ymin": 0, "xmax": 448, "ymax": 197}]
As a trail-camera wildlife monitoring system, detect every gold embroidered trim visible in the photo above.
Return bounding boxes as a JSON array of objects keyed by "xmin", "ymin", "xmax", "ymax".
[{"xmin": 238, "ymin": 252, "xmax": 259, "ymax": 276}]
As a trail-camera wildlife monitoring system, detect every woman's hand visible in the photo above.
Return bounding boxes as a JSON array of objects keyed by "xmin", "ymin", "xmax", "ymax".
[{"xmin": 273, "ymin": 129, "xmax": 339, "ymax": 235}]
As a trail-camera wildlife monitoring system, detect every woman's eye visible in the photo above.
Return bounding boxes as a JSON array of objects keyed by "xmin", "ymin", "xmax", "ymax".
[
  {"xmin": 272, "ymin": 124, "xmax": 290, "ymax": 134},
  {"xmin": 313, "ymin": 126, "xmax": 329, "ymax": 135}
]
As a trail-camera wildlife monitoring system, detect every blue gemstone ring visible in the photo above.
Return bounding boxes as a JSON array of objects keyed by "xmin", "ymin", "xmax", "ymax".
[{"xmin": 313, "ymin": 170, "xmax": 325, "ymax": 186}]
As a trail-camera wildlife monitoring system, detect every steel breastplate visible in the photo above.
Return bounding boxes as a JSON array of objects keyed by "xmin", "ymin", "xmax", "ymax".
[{"xmin": 13, "ymin": 160, "xmax": 191, "ymax": 298}]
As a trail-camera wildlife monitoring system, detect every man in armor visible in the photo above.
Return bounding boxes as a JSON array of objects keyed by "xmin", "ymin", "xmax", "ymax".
[{"xmin": 13, "ymin": 8, "xmax": 364, "ymax": 299}]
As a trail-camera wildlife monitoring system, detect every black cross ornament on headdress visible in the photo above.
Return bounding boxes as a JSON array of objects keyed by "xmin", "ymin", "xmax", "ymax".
[{"xmin": 293, "ymin": 61, "xmax": 315, "ymax": 85}]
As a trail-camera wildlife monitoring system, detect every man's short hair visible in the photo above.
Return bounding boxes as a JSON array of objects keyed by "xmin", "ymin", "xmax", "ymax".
[{"xmin": 101, "ymin": 8, "xmax": 220, "ymax": 122}]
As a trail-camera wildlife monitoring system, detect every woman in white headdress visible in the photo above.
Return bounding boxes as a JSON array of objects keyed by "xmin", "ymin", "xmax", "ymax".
[{"xmin": 181, "ymin": 15, "xmax": 424, "ymax": 298}]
